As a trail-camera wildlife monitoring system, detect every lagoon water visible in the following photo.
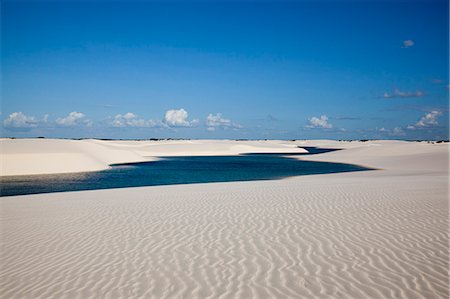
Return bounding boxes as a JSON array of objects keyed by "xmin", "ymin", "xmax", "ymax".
[{"xmin": 1, "ymin": 150, "xmax": 371, "ymax": 197}]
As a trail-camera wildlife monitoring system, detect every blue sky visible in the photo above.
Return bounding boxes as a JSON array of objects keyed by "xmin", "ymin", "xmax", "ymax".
[{"xmin": 1, "ymin": 0, "xmax": 448, "ymax": 140}]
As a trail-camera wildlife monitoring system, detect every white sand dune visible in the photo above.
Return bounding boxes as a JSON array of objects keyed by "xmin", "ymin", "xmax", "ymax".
[
  {"xmin": 0, "ymin": 139, "xmax": 151, "ymax": 176},
  {"xmin": 0, "ymin": 140, "xmax": 448, "ymax": 298},
  {"xmin": 0, "ymin": 138, "xmax": 305, "ymax": 176}
]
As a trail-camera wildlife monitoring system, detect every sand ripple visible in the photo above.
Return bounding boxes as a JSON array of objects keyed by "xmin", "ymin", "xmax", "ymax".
[{"xmin": 1, "ymin": 172, "xmax": 448, "ymax": 298}]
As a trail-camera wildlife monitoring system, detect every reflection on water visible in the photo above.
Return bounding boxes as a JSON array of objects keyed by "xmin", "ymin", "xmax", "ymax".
[{"xmin": 1, "ymin": 151, "xmax": 372, "ymax": 197}]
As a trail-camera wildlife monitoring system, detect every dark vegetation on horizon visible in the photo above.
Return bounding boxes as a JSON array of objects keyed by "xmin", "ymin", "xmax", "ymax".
[{"xmin": 3, "ymin": 137, "xmax": 449, "ymax": 143}]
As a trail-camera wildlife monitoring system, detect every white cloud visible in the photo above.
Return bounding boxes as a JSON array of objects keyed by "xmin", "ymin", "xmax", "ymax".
[
  {"xmin": 391, "ymin": 127, "xmax": 405, "ymax": 136},
  {"xmin": 206, "ymin": 113, "xmax": 231, "ymax": 128},
  {"xmin": 111, "ymin": 112, "xmax": 169, "ymax": 128},
  {"xmin": 377, "ymin": 111, "xmax": 443, "ymax": 136},
  {"xmin": 407, "ymin": 110, "xmax": 442, "ymax": 130},
  {"xmin": 378, "ymin": 127, "xmax": 405, "ymax": 136},
  {"xmin": 305, "ymin": 115, "xmax": 332, "ymax": 129},
  {"xmin": 3, "ymin": 112, "xmax": 37, "ymax": 128},
  {"xmin": 110, "ymin": 109, "xmax": 200, "ymax": 129},
  {"xmin": 56, "ymin": 111, "xmax": 90, "ymax": 127},
  {"xmin": 383, "ymin": 89, "xmax": 425, "ymax": 99},
  {"xmin": 113, "ymin": 112, "xmax": 147, "ymax": 127},
  {"xmin": 164, "ymin": 108, "xmax": 198, "ymax": 127},
  {"xmin": 205, "ymin": 113, "xmax": 242, "ymax": 131},
  {"xmin": 402, "ymin": 39, "xmax": 414, "ymax": 48}
]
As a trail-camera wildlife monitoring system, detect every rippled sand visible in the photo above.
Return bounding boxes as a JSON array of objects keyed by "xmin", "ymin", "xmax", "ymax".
[{"xmin": 1, "ymin": 140, "xmax": 448, "ymax": 298}]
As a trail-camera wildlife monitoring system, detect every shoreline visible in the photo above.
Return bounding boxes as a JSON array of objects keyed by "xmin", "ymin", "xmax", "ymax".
[{"xmin": 0, "ymin": 139, "xmax": 307, "ymax": 176}]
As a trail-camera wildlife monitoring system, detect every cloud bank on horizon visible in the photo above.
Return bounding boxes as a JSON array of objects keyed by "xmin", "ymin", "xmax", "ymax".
[
  {"xmin": 1, "ymin": 1, "xmax": 448, "ymax": 140},
  {"xmin": 3, "ymin": 108, "xmax": 446, "ymax": 140},
  {"xmin": 2, "ymin": 108, "xmax": 245, "ymax": 134}
]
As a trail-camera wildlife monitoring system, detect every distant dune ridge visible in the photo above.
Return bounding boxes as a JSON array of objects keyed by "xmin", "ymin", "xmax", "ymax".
[
  {"xmin": 0, "ymin": 139, "xmax": 306, "ymax": 176},
  {"xmin": 0, "ymin": 139, "xmax": 448, "ymax": 298}
]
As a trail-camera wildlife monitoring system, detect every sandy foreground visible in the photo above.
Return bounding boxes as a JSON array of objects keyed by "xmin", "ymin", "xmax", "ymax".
[{"xmin": 0, "ymin": 139, "xmax": 448, "ymax": 298}]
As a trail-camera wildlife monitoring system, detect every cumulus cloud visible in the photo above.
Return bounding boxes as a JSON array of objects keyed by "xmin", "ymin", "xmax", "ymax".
[
  {"xmin": 378, "ymin": 127, "xmax": 405, "ymax": 136},
  {"xmin": 402, "ymin": 39, "xmax": 414, "ymax": 48},
  {"xmin": 206, "ymin": 113, "xmax": 242, "ymax": 131},
  {"xmin": 56, "ymin": 111, "xmax": 91, "ymax": 127},
  {"xmin": 407, "ymin": 110, "xmax": 442, "ymax": 130},
  {"xmin": 110, "ymin": 109, "xmax": 202, "ymax": 129},
  {"xmin": 377, "ymin": 111, "xmax": 443, "ymax": 136},
  {"xmin": 111, "ymin": 112, "xmax": 170, "ymax": 128},
  {"xmin": 305, "ymin": 115, "xmax": 333, "ymax": 129},
  {"xmin": 3, "ymin": 112, "xmax": 37, "ymax": 128},
  {"xmin": 113, "ymin": 112, "xmax": 148, "ymax": 127},
  {"xmin": 382, "ymin": 89, "xmax": 425, "ymax": 99},
  {"xmin": 164, "ymin": 108, "xmax": 198, "ymax": 127}
]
